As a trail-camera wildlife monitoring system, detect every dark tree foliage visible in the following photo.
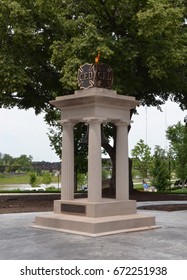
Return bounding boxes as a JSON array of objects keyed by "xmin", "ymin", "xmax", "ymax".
[{"xmin": 1, "ymin": 0, "xmax": 187, "ymax": 191}]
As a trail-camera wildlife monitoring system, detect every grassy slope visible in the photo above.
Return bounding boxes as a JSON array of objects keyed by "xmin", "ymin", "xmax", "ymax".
[{"xmin": 0, "ymin": 175, "xmax": 187, "ymax": 194}]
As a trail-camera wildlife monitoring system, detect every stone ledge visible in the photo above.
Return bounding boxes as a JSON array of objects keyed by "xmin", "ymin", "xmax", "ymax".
[
  {"xmin": 54, "ymin": 199, "xmax": 137, "ymax": 217},
  {"xmin": 33, "ymin": 212, "xmax": 158, "ymax": 237}
]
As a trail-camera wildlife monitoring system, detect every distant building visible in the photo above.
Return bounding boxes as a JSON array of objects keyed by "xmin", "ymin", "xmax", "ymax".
[{"xmin": 32, "ymin": 161, "xmax": 61, "ymax": 172}]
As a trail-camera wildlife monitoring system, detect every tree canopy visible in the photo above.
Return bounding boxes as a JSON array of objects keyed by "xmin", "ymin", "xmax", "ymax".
[
  {"xmin": 166, "ymin": 121, "xmax": 187, "ymax": 185},
  {"xmin": 150, "ymin": 145, "xmax": 170, "ymax": 191},
  {"xmin": 1, "ymin": 0, "xmax": 187, "ymax": 190},
  {"xmin": 0, "ymin": 0, "xmax": 63, "ymax": 113},
  {"xmin": 131, "ymin": 139, "xmax": 152, "ymax": 179},
  {"xmin": 1, "ymin": 0, "xmax": 187, "ymax": 115},
  {"xmin": 0, "ymin": 152, "xmax": 33, "ymax": 172}
]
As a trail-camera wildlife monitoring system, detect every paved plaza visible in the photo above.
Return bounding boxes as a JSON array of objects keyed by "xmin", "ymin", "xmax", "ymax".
[{"xmin": 0, "ymin": 201, "xmax": 187, "ymax": 260}]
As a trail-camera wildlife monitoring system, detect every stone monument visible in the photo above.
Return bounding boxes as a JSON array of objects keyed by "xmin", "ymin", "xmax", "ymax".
[{"xmin": 33, "ymin": 54, "xmax": 157, "ymax": 236}]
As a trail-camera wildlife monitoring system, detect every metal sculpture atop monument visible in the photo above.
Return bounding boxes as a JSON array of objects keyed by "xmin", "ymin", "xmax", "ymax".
[
  {"xmin": 33, "ymin": 52, "xmax": 158, "ymax": 236},
  {"xmin": 77, "ymin": 51, "xmax": 113, "ymax": 89}
]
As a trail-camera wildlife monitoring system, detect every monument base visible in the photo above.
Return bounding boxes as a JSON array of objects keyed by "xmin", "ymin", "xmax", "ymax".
[{"xmin": 33, "ymin": 199, "xmax": 158, "ymax": 237}]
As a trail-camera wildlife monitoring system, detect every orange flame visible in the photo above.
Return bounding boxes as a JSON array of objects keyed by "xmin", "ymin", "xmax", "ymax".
[{"xmin": 95, "ymin": 50, "xmax": 101, "ymax": 64}]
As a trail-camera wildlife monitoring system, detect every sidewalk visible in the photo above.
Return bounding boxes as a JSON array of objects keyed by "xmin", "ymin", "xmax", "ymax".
[{"xmin": 0, "ymin": 201, "xmax": 187, "ymax": 260}]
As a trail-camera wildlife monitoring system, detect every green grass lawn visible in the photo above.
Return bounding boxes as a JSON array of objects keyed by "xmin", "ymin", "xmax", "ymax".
[
  {"xmin": 133, "ymin": 183, "xmax": 143, "ymax": 190},
  {"xmin": 0, "ymin": 174, "xmax": 187, "ymax": 194},
  {"xmin": 133, "ymin": 181, "xmax": 187, "ymax": 194},
  {"xmin": 0, "ymin": 174, "xmax": 30, "ymax": 184},
  {"xmin": 0, "ymin": 174, "xmax": 60, "ymax": 184},
  {"xmin": 0, "ymin": 173, "xmax": 61, "ymax": 193},
  {"xmin": 170, "ymin": 188, "xmax": 187, "ymax": 193}
]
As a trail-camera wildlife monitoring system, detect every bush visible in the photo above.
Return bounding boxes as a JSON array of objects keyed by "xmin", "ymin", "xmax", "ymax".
[
  {"xmin": 29, "ymin": 172, "xmax": 38, "ymax": 187},
  {"xmin": 151, "ymin": 146, "xmax": 170, "ymax": 191}
]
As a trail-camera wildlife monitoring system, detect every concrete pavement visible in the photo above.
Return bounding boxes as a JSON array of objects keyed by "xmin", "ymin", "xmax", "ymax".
[{"xmin": 0, "ymin": 201, "xmax": 187, "ymax": 260}]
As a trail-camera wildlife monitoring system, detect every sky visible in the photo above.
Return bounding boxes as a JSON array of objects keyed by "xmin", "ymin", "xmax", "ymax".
[
  {"xmin": 129, "ymin": 100, "xmax": 187, "ymax": 154},
  {"xmin": 0, "ymin": 100, "xmax": 187, "ymax": 162},
  {"xmin": 0, "ymin": 107, "xmax": 60, "ymax": 162}
]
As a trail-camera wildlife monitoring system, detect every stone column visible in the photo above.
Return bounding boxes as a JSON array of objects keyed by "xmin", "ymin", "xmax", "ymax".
[
  {"xmin": 61, "ymin": 121, "xmax": 75, "ymax": 200},
  {"xmin": 115, "ymin": 122, "xmax": 129, "ymax": 200},
  {"xmin": 87, "ymin": 119, "xmax": 102, "ymax": 202}
]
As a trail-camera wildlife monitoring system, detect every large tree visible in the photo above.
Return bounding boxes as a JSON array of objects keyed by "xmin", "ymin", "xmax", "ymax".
[
  {"xmin": 166, "ymin": 121, "xmax": 187, "ymax": 189},
  {"xmin": 1, "ymin": 0, "xmax": 187, "ymax": 191},
  {"xmin": 150, "ymin": 145, "xmax": 170, "ymax": 191},
  {"xmin": 50, "ymin": 0, "xmax": 187, "ymax": 107},
  {"xmin": 0, "ymin": 0, "xmax": 63, "ymax": 113},
  {"xmin": 131, "ymin": 139, "xmax": 152, "ymax": 180},
  {"xmin": 1, "ymin": 0, "xmax": 187, "ymax": 111}
]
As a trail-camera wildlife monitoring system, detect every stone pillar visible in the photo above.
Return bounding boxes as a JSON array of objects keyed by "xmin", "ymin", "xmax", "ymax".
[
  {"xmin": 87, "ymin": 119, "xmax": 102, "ymax": 202},
  {"xmin": 115, "ymin": 122, "xmax": 129, "ymax": 200},
  {"xmin": 61, "ymin": 121, "xmax": 75, "ymax": 200}
]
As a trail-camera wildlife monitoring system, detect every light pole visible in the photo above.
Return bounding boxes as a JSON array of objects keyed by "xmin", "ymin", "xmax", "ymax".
[{"xmin": 184, "ymin": 115, "xmax": 187, "ymax": 127}]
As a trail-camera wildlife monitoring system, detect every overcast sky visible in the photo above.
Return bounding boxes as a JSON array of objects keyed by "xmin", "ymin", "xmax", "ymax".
[
  {"xmin": 129, "ymin": 100, "xmax": 187, "ymax": 154},
  {"xmin": 0, "ymin": 100, "xmax": 186, "ymax": 162},
  {"xmin": 0, "ymin": 107, "xmax": 60, "ymax": 162}
]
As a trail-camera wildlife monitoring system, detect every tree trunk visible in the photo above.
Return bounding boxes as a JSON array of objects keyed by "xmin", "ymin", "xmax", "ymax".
[
  {"xmin": 128, "ymin": 109, "xmax": 135, "ymax": 192},
  {"xmin": 129, "ymin": 157, "xmax": 134, "ymax": 192},
  {"xmin": 182, "ymin": 180, "xmax": 185, "ymax": 192},
  {"xmin": 102, "ymin": 110, "xmax": 135, "ymax": 196}
]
